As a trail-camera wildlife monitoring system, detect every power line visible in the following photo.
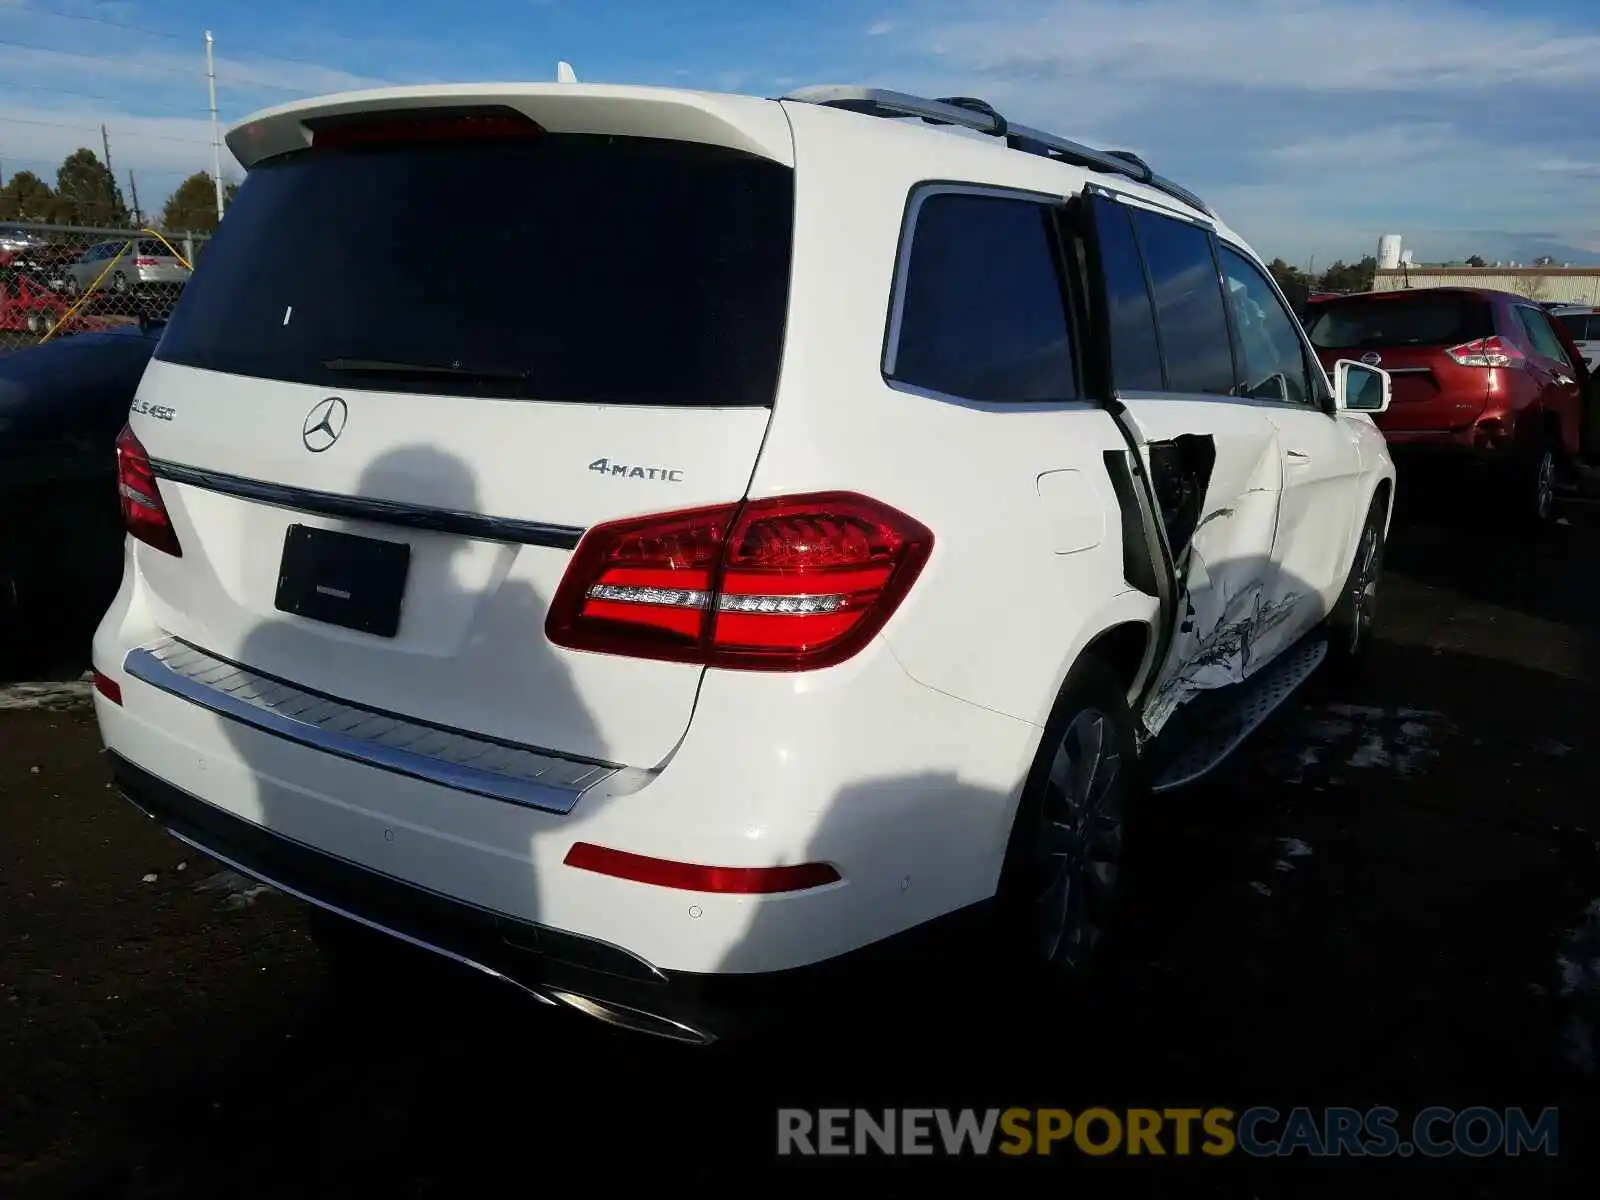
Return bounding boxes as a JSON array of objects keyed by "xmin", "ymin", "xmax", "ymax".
[
  {"xmin": 20, "ymin": 4, "xmax": 400, "ymax": 81},
  {"xmin": 0, "ymin": 36, "xmax": 201, "ymax": 78},
  {"xmin": 0, "ymin": 113, "xmax": 212, "ymax": 146},
  {"xmin": 6, "ymin": 80, "xmax": 206, "ymax": 115}
]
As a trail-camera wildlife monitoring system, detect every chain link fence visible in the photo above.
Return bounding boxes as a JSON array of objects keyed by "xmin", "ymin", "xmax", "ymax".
[{"xmin": 0, "ymin": 222, "xmax": 211, "ymax": 352}]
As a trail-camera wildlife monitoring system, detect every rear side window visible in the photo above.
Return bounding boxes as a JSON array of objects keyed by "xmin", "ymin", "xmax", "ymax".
[
  {"xmin": 1305, "ymin": 294, "xmax": 1492, "ymax": 350},
  {"xmin": 156, "ymin": 134, "xmax": 794, "ymax": 406},
  {"xmin": 1090, "ymin": 199, "xmax": 1164, "ymax": 392},
  {"xmin": 1128, "ymin": 208, "xmax": 1235, "ymax": 395},
  {"xmin": 889, "ymin": 191, "xmax": 1077, "ymax": 403}
]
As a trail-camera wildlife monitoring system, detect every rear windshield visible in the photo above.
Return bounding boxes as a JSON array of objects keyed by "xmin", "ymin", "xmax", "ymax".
[
  {"xmin": 1304, "ymin": 294, "xmax": 1493, "ymax": 350},
  {"xmin": 136, "ymin": 239, "xmax": 174, "ymax": 257},
  {"xmin": 156, "ymin": 133, "xmax": 795, "ymax": 406}
]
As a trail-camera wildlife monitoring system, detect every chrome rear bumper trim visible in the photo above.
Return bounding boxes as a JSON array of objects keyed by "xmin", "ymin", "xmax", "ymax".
[{"xmin": 124, "ymin": 638, "xmax": 623, "ymax": 814}]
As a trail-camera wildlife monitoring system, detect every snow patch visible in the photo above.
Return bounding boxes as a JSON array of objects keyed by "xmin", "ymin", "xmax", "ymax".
[
  {"xmin": 0, "ymin": 676, "xmax": 94, "ymax": 712},
  {"xmin": 1264, "ymin": 703, "xmax": 1449, "ymax": 782},
  {"xmin": 196, "ymin": 869, "xmax": 276, "ymax": 910},
  {"xmin": 1556, "ymin": 899, "xmax": 1600, "ymax": 1075}
]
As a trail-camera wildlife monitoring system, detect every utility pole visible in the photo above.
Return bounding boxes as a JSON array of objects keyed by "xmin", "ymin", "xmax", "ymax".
[
  {"xmin": 128, "ymin": 170, "xmax": 142, "ymax": 226},
  {"xmin": 205, "ymin": 30, "xmax": 225, "ymax": 221}
]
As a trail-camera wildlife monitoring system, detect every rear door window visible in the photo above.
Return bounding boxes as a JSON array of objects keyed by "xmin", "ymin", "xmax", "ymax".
[
  {"xmin": 888, "ymin": 190, "xmax": 1078, "ymax": 403},
  {"xmin": 1088, "ymin": 198, "xmax": 1164, "ymax": 392},
  {"xmin": 1305, "ymin": 294, "xmax": 1493, "ymax": 350},
  {"xmin": 1127, "ymin": 208, "xmax": 1235, "ymax": 395},
  {"xmin": 156, "ymin": 132, "xmax": 795, "ymax": 406}
]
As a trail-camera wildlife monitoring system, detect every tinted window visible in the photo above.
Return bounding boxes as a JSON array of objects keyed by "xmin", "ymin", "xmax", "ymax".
[
  {"xmin": 1219, "ymin": 245, "xmax": 1315, "ymax": 405},
  {"xmin": 891, "ymin": 192, "xmax": 1076, "ymax": 403},
  {"xmin": 156, "ymin": 133, "xmax": 794, "ymax": 406},
  {"xmin": 1129, "ymin": 209, "xmax": 1234, "ymax": 394},
  {"xmin": 1091, "ymin": 199, "xmax": 1163, "ymax": 392},
  {"xmin": 1516, "ymin": 307, "xmax": 1573, "ymax": 366},
  {"xmin": 1555, "ymin": 313, "xmax": 1593, "ymax": 341},
  {"xmin": 1305, "ymin": 294, "xmax": 1492, "ymax": 350},
  {"xmin": 137, "ymin": 239, "xmax": 171, "ymax": 257}
]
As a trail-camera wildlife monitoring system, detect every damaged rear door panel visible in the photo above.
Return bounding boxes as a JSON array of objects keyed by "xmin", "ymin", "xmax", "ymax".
[{"xmin": 1075, "ymin": 188, "xmax": 1290, "ymax": 737}]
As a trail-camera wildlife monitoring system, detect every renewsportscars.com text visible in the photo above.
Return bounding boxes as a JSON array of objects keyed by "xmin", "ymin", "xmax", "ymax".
[{"xmin": 776, "ymin": 1106, "xmax": 1560, "ymax": 1158}]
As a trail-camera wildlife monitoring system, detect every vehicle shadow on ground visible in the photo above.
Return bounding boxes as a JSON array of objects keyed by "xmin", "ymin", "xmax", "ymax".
[{"xmin": 16, "ymin": 513, "xmax": 1600, "ymax": 1194}]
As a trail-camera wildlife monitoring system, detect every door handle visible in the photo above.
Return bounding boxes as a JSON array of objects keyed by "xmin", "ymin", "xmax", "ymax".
[{"xmin": 1286, "ymin": 449, "xmax": 1311, "ymax": 461}]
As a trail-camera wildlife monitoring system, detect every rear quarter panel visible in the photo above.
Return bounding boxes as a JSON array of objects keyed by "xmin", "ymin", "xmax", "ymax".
[{"xmin": 755, "ymin": 103, "xmax": 1153, "ymax": 730}]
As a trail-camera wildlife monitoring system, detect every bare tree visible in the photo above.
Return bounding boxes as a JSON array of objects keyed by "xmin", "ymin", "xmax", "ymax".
[{"xmin": 1511, "ymin": 273, "xmax": 1552, "ymax": 302}]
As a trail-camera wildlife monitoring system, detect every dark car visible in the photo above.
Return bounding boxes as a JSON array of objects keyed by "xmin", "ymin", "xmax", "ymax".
[
  {"xmin": 1303, "ymin": 288, "xmax": 1589, "ymax": 525},
  {"xmin": 0, "ymin": 324, "xmax": 161, "ymax": 663}
]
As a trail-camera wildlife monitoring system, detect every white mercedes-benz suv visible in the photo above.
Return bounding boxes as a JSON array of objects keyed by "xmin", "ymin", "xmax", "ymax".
[{"xmin": 92, "ymin": 83, "xmax": 1396, "ymax": 1043}]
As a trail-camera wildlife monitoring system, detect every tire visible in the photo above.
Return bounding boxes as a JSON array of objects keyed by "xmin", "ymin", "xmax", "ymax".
[
  {"xmin": 1526, "ymin": 437, "xmax": 1560, "ymax": 528},
  {"xmin": 994, "ymin": 657, "xmax": 1143, "ymax": 983},
  {"xmin": 1324, "ymin": 494, "xmax": 1386, "ymax": 669},
  {"xmin": 110, "ymin": 273, "xmax": 129, "ymax": 295}
]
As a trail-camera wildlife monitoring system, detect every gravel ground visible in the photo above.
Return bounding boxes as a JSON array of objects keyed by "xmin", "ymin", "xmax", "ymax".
[{"xmin": 2, "ymin": 489, "xmax": 1598, "ymax": 1196}]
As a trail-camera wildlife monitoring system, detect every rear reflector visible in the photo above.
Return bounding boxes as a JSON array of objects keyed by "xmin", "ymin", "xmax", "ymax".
[
  {"xmin": 310, "ymin": 107, "xmax": 545, "ymax": 149},
  {"xmin": 564, "ymin": 842, "xmax": 840, "ymax": 893},
  {"xmin": 92, "ymin": 670, "xmax": 122, "ymax": 705},
  {"xmin": 115, "ymin": 423, "xmax": 182, "ymax": 556},
  {"xmin": 1446, "ymin": 335, "xmax": 1523, "ymax": 368},
  {"xmin": 545, "ymin": 491, "xmax": 933, "ymax": 671}
]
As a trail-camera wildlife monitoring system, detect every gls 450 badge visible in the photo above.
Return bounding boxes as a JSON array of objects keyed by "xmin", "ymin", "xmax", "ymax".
[{"xmin": 588, "ymin": 458, "xmax": 683, "ymax": 483}]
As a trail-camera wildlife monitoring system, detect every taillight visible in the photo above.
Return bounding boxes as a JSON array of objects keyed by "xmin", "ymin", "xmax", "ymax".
[
  {"xmin": 115, "ymin": 424, "xmax": 182, "ymax": 556},
  {"xmin": 1446, "ymin": 336, "xmax": 1523, "ymax": 368},
  {"xmin": 133, "ymin": 257, "xmax": 158, "ymax": 267},
  {"xmin": 546, "ymin": 492, "xmax": 933, "ymax": 671}
]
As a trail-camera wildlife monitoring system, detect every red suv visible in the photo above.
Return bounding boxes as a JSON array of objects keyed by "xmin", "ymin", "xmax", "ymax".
[{"xmin": 1303, "ymin": 287, "xmax": 1587, "ymax": 524}]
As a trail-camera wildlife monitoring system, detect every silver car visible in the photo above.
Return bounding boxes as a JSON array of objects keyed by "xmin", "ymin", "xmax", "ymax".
[
  {"xmin": 63, "ymin": 238, "xmax": 191, "ymax": 295},
  {"xmin": 1550, "ymin": 305, "xmax": 1599, "ymax": 373}
]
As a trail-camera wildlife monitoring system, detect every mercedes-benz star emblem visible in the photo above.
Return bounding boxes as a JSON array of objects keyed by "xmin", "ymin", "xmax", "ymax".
[
  {"xmin": 302, "ymin": 397, "xmax": 348, "ymax": 453},
  {"xmin": 1360, "ymin": 352, "xmax": 1382, "ymax": 366}
]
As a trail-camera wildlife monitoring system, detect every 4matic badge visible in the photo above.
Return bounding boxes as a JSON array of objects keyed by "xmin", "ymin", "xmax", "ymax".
[{"xmin": 588, "ymin": 458, "xmax": 683, "ymax": 482}]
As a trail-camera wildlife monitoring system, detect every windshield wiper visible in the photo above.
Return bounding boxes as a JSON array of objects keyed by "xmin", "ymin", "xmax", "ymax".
[{"xmin": 322, "ymin": 357, "xmax": 530, "ymax": 383}]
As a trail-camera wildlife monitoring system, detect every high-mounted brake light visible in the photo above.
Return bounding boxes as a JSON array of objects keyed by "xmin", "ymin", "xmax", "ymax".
[
  {"xmin": 564, "ymin": 842, "xmax": 840, "ymax": 894},
  {"xmin": 1446, "ymin": 335, "xmax": 1523, "ymax": 368},
  {"xmin": 545, "ymin": 491, "xmax": 934, "ymax": 671},
  {"xmin": 310, "ymin": 107, "xmax": 545, "ymax": 149},
  {"xmin": 115, "ymin": 424, "xmax": 182, "ymax": 556}
]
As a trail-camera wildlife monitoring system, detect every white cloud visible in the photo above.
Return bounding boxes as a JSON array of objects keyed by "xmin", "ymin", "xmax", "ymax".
[
  {"xmin": 887, "ymin": 0, "xmax": 1600, "ymax": 262},
  {"xmin": 866, "ymin": 20, "xmax": 897, "ymax": 36}
]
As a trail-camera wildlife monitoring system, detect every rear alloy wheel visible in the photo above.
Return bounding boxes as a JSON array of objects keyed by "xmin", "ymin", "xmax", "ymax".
[
  {"xmin": 1327, "ymin": 499, "xmax": 1384, "ymax": 665},
  {"xmin": 1532, "ymin": 442, "xmax": 1558, "ymax": 525},
  {"xmin": 110, "ymin": 273, "xmax": 130, "ymax": 295},
  {"xmin": 999, "ymin": 660, "xmax": 1140, "ymax": 980}
]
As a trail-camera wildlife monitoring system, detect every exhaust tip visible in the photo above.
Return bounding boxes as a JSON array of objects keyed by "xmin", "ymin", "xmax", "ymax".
[{"xmin": 547, "ymin": 989, "xmax": 715, "ymax": 1046}]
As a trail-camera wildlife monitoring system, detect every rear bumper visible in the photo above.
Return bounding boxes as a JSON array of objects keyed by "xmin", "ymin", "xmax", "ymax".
[{"xmin": 109, "ymin": 752, "xmax": 986, "ymax": 1043}]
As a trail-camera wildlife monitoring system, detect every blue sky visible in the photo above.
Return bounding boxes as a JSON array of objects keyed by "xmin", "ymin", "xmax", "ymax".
[{"xmin": 2, "ymin": 0, "xmax": 1596, "ymax": 264}]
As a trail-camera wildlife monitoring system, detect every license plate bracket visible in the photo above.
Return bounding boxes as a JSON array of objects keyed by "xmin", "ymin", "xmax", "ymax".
[{"xmin": 274, "ymin": 524, "xmax": 410, "ymax": 638}]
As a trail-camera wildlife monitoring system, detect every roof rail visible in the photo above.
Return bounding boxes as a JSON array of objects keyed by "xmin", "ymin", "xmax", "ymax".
[{"xmin": 781, "ymin": 85, "xmax": 1212, "ymax": 218}]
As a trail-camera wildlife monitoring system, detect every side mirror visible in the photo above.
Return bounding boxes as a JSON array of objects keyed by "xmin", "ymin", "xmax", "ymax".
[{"xmin": 1333, "ymin": 359, "xmax": 1391, "ymax": 413}]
